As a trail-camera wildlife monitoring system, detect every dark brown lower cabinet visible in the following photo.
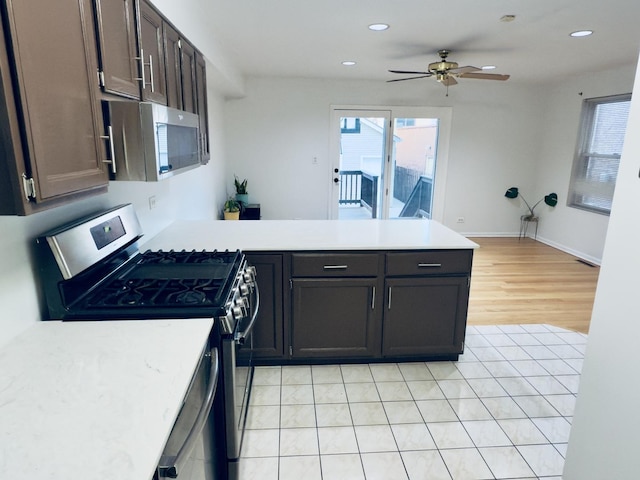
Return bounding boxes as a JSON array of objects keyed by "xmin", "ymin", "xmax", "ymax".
[
  {"xmin": 382, "ymin": 276, "xmax": 469, "ymax": 357},
  {"xmin": 246, "ymin": 254, "xmax": 284, "ymax": 360},
  {"xmin": 291, "ymin": 278, "xmax": 380, "ymax": 359}
]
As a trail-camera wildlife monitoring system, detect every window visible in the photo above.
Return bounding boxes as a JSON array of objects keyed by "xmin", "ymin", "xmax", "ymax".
[{"xmin": 568, "ymin": 93, "xmax": 631, "ymax": 215}]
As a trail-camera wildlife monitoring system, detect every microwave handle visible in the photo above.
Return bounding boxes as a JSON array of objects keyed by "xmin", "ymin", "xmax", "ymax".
[{"xmin": 99, "ymin": 126, "xmax": 117, "ymax": 175}]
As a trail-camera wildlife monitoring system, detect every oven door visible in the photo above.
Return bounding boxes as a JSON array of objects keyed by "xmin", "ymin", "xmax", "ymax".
[
  {"xmin": 222, "ymin": 282, "xmax": 260, "ymax": 478},
  {"xmin": 157, "ymin": 346, "xmax": 220, "ymax": 479}
]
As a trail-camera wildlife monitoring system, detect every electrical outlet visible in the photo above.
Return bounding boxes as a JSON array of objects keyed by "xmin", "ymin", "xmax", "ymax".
[
  {"xmin": 456, "ymin": 217, "xmax": 465, "ymax": 223},
  {"xmin": 148, "ymin": 195, "xmax": 157, "ymax": 210}
]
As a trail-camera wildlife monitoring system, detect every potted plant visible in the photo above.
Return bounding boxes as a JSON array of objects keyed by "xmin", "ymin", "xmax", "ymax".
[
  {"xmin": 223, "ymin": 197, "xmax": 241, "ymax": 220},
  {"xmin": 504, "ymin": 187, "xmax": 558, "ymax": 219},
  {"xmin": 234, "ymin": 176, "xmax": 249, "ymax": 205}
]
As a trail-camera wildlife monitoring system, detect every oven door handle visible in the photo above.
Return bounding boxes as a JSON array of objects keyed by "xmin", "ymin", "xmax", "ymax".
[
  {"xmin": 157, "ymin": 347, "xmax": 219, "ymax": 478},
  {"xmin": 236, "ymin": 281, "xmax": 260, "ymax": 344}
]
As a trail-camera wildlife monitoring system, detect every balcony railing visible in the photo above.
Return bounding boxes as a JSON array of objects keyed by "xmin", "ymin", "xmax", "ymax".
[{"xmin": 339, "ymin": 170, "xmax": 378, "ymax": 218}]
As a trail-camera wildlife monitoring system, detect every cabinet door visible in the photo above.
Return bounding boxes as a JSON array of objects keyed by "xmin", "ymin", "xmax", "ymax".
[
  {"xmin": 246, "ymin": 254, "xmax": 284, "ymax": 360},
  {"xmin": 291, "ymin": 278, "xmax": 380, "ymax": 358},
  {"xmin": 163, "ymin": 23, "xmax": 182, "ymax": 110},
  {"xmin": 195, "ymin": 51, "xmax": 209, "ymax": 163},
  {"xmin": 138, "ymin": 0, "xmax": 167, "ymax": 104},
  {"xmin": 180, "ymin": 39, "xmax": 197, "ymax": 114},
  {"xmin": 93, "ymin": 0, "xmax": 141, "ymax": 99},
  {"xmin": 2, "ymin": 0, "xmax": 108, "ymax": 204},
  {"xmin": 383, "ymin": 276, "xmax": 469, "ymax": 357}
]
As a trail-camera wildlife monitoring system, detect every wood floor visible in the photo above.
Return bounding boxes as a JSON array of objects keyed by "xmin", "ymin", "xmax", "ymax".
[{"xmin": 466, "ymin": 237, "xmax": 599, "ymax": 334}]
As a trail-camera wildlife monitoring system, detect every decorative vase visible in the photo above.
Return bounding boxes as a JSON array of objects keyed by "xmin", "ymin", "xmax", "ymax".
[
  {"xmin": 235, "ymin": 193, "xmax": 249, "ymax": 205},
  {"xmin": 223, "ymin": 210, "xmax": 240, "ymax": 220}
]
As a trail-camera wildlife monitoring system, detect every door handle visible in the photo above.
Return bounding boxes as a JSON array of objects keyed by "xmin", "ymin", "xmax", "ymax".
[{"xmin": 333, "ymin": 178, "xmax": 339, "ymax": 183}]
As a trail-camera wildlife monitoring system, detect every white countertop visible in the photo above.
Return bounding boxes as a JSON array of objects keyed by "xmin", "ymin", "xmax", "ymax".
[
  {"xmin": 143, "ymin": 219, "xmax": 478, "ymax": 252},
  {"xmin": 0, "ymin": 318, "xmax": 213, "ymax": 480}
]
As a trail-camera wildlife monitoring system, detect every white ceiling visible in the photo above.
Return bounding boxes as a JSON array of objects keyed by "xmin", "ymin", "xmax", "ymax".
[{"xmin": 209, "ymin": 0, "xmax": 640, "ymax": 86}]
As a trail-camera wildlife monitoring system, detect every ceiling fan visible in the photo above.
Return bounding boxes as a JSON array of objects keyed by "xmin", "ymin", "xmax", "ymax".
[{"xmin": 388, "ymin": 49, "xmax": 510, "ymax": 87}]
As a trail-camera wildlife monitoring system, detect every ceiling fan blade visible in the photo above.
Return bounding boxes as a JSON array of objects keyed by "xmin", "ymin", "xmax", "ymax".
[
  {"xmin": 449, "ymin": 65, "xmax": 481, "ymax": 75},
  {"xmin": 387, "ymin": 75, "xmax": 432, "ymax": 83},
  {"xmin": 388, "ymin": 70, "xmax": 431, "ymax": 75},
  {"xmin": 439, "ymin": 76, "xmax": 458, "ymax": 87},
  {"xmin": 459, "ymin": 72, "xmax": 510, "ymax": 81}
]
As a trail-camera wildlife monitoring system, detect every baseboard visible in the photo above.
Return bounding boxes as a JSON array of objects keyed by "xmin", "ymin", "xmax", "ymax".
[
  {"xmin": 533, "ymin": 235, "xmax": 602, "ymax": 266},
  {"xmin": 459, "ymin": 231, "xmax": 602, "ymax": 266}
]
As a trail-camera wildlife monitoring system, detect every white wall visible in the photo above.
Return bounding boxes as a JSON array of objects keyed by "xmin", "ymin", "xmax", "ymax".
[
  {"xmin": 223, "ymin": 65, "xmax": 636, "ymax": 263},
  {"xmin": 224, "ymin": 76, "xmax": 543, "ymax": 227},
  {"xmin": 562, "ymin": 55, "xmax": 640, "ymax": 479},
  {"xmin": 0, "ymin": 2, "xmax": 230, "ymax": 349},
  {"xmin": 534, "ymin": 64, "xmax": 637, "ymax": 264}
]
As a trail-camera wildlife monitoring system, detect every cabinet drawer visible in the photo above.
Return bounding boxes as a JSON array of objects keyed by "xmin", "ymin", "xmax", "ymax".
[
  {"xmin": 291, "ymin": 253, "xmax": 380, "ymax": 277},
  {"xmin": 386, "ymin": 250, "xmax": 472, "ymax": 276}
]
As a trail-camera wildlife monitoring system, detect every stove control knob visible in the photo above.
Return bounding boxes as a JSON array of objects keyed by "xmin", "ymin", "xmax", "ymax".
[
  {"xmin": 235, "ymin": 297, "xmax": 247, "ymax": 309},
  {"xmin": 232, "ymin": 306, "xmax": 244, "ymax": 320},
  {"xmin": 239, "ymin": 284, "xmax": 250, "ymax": 296},
  {"xmin": 242, "ymin": 272, "xmax": 254, "ymax": 283}
]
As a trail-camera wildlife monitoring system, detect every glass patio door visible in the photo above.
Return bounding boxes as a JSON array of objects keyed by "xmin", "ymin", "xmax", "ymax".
[
  {"xmin": 387, "ymin": 117, "xmax": 439, "ymax": 219},
  {"xmin": 330, "ymin": 108, "xmax": 448, "ymax": 220},
  {"xmin": 331, "ymin": 110, "xmax": 391, "ymax": 219}
]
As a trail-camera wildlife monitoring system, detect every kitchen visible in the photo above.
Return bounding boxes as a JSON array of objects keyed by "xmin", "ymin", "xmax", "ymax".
[{"xmin": 1, "ymin": 0, "xmax": 640, "ymax": 479}]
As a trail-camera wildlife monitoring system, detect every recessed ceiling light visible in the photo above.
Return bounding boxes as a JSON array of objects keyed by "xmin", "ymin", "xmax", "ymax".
[
  {"xmin": 481, "ymin": 65, "xmax": 497, "ymax": 70},
  {"xmin": 342, "ymin": 61, "xmax": 356, "ymax": 66},
  {"xmin": 500, "ymin": 15, "xmax": 516, "ymax": 22},
  {"xmin": 570, "ymin": 30, "xmax": 593, "ymax": 37},
  {"xmin": 368, "ymin": 23, "xmax": 389, "ymax": 31}
]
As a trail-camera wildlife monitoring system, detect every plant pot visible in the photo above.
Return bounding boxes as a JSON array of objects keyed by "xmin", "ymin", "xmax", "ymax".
[
  {"xmin": 235, "ymin": 193, "xmax": 249, "ymax": 205},
  {"xmin": 223, "ymin": 210, "xmax": 240, "ymax": 220}
]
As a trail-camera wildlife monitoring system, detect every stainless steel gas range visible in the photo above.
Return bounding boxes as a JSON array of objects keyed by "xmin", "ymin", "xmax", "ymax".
[{"xmin": 35, "ymin": 204, "xmax": 259, "ymax": 480}]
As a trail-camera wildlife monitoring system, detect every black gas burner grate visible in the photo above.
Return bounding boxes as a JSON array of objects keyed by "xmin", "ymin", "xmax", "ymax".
[
  {"xmin": 85, "ymin": 277, "xmax": 225, "ymax": 308},
  {"xmin": 138, "ymin": 249, "xmax": 241, "ymax": 265},
  {"xmin": 77, "ymin": 249, "xmax": 245, "ymax": 310}
]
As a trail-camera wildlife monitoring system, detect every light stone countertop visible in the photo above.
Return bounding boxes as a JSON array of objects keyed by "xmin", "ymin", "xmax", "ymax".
[
  {"xmin": 0, "ymin": 318, "xmax": 213, "ymax": 480},
  {"xmin": 142, "ymin": 219, "xmax": 478, "ymax": 252}
]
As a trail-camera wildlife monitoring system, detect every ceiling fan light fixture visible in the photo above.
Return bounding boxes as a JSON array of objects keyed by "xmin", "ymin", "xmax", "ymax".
[
  {"xmin": 342, "ymin": 61, "xmax": 357, "ymax": 66},
  {"xmin": 482, "ymin": 65, "xmax": 497, "ymax": 70},
  {"xmin": 570, "ymin": 30, "xmax": 593, "ymax": 37},
  {"xmin": 368, "ymin": 23, "xmax": 389, "ymax": 31}
]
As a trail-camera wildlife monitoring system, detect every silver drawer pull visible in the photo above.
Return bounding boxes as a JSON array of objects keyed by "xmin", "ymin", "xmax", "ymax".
[
  {"xmin": 323, "ymin": 265, "xmax": 348, "ymax": 270},
  {"xmin": 418, "ymin": 263, "xmax": 442, "ymax": 268}
]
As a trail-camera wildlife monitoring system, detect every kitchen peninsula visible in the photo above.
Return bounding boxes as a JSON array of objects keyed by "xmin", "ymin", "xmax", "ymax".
[{"xmin": 145, "ymin": 219, "xmax": 478, "ymax": 363}]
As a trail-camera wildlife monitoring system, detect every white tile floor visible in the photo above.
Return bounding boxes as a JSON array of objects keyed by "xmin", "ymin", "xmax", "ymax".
[{"xmin": 239, "ymin": 324, "xmax": 587, "ymax": 480}]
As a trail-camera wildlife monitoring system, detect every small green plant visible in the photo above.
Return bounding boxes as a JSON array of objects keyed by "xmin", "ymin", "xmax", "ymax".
[
  {"xmin": 224, "ymin": 197, "xmax": 241, "ymax": 212},
  {"xmin": 234, "ymin": 176, "xmax": 248, "ymax": 194}
]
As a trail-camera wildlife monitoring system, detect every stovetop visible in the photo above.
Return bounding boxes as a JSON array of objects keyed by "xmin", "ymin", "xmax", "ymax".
[{"xmin": 80, "ymin": 250, "xmax": 242, "ymax": 310}]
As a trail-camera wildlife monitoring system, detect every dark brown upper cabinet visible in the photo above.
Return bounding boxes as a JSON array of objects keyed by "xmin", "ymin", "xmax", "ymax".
[
  {"xmin": 163, "ymin": 23, "xmax": 183, "ymax": 110},
  {"xmin": 195, "ymin": 51, "xmax": 210, "ymax": 162},
  {"xmin": 138, "ymin": 0, "xmax": 167, "ymax": 104},
  {"xmin": 0, "ymin": 0, "xmax": 108, "ymax": 215},
  {"xmin": 180, "ymin": 39, "xmax": 197, "ymax": 114},
  {"xmin": 92, "ymin": 0, "xmax": 142, "ymax": 100}
]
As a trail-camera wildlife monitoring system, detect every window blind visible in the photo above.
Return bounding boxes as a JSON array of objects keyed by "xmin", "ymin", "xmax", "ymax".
[{"xmin": 568, "ymin": 94, "xmax": 631, "ymax": 215}]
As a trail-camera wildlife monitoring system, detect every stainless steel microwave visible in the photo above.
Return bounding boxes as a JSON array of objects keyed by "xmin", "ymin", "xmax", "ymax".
[{"xmin": 104, "ymin": 101, "xmax": 201, "ymax": 181}]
